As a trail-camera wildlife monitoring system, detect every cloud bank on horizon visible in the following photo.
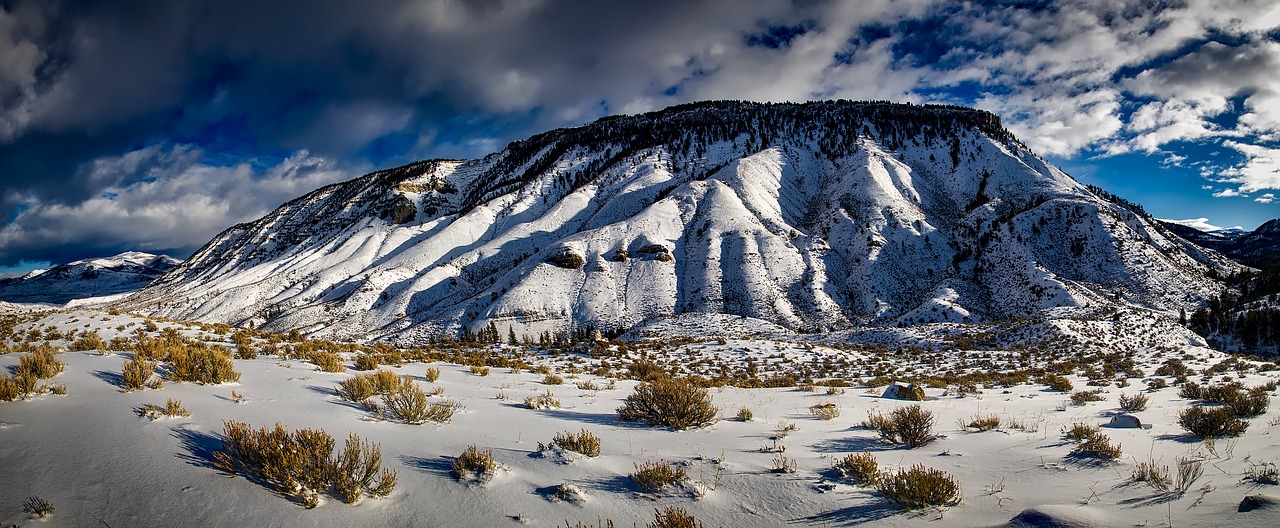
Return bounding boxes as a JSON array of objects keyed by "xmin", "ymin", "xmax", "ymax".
[{"xmin": 1, "ymin": 0, "xmax": 1279, "ymax": 267}]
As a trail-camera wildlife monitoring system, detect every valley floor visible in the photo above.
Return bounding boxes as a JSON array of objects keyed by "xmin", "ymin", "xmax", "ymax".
[{"xmin": 1, "ymin": 308, "xmax": 1279, "ymax": 527}]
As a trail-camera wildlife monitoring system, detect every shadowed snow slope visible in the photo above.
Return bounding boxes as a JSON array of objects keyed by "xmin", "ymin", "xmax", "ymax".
[{"xmin": 121, "ymin": 101, "xmax": 1238, "ymax": 342}]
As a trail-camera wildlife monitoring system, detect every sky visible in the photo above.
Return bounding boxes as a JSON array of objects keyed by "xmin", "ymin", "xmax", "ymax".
[{"xmin": 1, "ymin": 0, "xmax": 1280, "ymax": 275}]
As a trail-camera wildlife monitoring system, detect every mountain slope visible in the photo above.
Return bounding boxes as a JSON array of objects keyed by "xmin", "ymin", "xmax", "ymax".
[
  {"xmin": 0, "ymin": 251, "xmax": 181, "ymax": 305},
  {"xmin": 122, "ymin": 101, "xmax": 1239, "ymax": 342}
]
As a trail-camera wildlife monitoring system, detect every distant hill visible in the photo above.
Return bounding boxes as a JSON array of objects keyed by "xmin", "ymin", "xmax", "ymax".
[{"xmin": 0, "ymin": 251, "xmax": 181, "ymax": 305}]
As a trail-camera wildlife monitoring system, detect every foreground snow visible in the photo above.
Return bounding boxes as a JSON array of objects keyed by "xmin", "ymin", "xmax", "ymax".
[{"xmin": 1, "ymin": 309, "xmax": 1279, "ymax": 527}]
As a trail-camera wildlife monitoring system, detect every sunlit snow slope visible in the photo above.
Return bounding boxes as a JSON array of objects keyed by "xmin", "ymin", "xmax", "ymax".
[{"xmin": 122, "ymin": 101, "xmax": 1238, "ymax": 342}]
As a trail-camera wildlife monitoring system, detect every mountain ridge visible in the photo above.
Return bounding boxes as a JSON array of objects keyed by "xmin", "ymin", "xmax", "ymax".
[{"xmin": 121, "ymin": 100, "xmax": 1240, "ymax": 343}]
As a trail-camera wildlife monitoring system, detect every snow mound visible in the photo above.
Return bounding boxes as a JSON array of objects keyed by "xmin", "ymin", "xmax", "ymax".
[{"xmin": 1005, "ymin": 505, "xmax": 1110, "ymax": 528}]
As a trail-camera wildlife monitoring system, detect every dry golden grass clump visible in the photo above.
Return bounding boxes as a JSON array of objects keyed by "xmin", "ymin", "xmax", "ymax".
[
  {"xmin": 213, "ymin": 421, "xmax": 396, "ymax": 506},
  {"xmin": 17, "ymin": 347, "xmax": 65, "ymax": 380},
  {"xmin": 617, "ymin": 378, "xmax": 718, "ymax": 430},
  {"xmin": 382, "ymin": 378, "xmax": 456, "ymax": 424},
  {"xmin": 165, "ymin": 342, "xmax": 241, "ymax": 384},
  {"xmin": 1038, "ymin": 374, "xmax": 1073, "ymax": 392},
  {"xmin": 809, "ymin": 402, "xmax": 840, "ymax": 420},
  {"xmin": 452, "ymin": 444, "xmax": 498, "ymax": 481},
  {"xmin": 1062, "ymin": 422, "xmax": 1121, "ymax": 459},
  {"xmin": 69, "ymin": 331, "xmax": 106, "ymax": 352},
  {"xmin": 876, "ymin": 464, "xmax": 961, "ymax": 509},
  {"xmin": 963, "ymin": 414, "xmax": 1001, "ymax": 432},
  {"xmin": 121, "ymin": 355, "xmax": 158, "ymax": 391},
  {"xmin": 630, "ymin": 460, "xmax": 689, "ymax": 492},
  {"xmin": 335, "ymin": 370, "xmax": 401, "ymax": 402},
  {"xmin": 834, "ymin": 452, "xmax": 879, "ymax": 486},
  {"xmin": 137, "ymin": 398, "xmax": 191, "ymax": 420},
  {"xmin": 550, "ymin": 429, "xmax": 602, "ymax": 457},
  {"xmin": 309, "ymin": 351, "xmax": 345, "ymax": 373},
  {"xmin": 648, "ymin": 506, "xmax": 704, "ymax": 528},
  {"xmin": 1070, "ymin": 389, "xmax": 1105, "ymax": 405},
  {"xmin": 524, "ymin": 389, "xmax": 561, "ymax": 410}
]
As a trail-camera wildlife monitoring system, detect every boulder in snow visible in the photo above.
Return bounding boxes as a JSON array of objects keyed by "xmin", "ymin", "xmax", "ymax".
[
  {"xmin": 881, "ymin": 382, "xmax": 926, "ymax": 401},
  {"xmin": 1104, "ymin": 413, "xmax": 1149, "ymax": 429}
]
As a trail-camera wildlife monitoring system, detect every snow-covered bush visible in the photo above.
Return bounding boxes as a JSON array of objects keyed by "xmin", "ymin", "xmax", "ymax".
[
  {"xmin": 552, "ymin": 429, "xmax": 602, "ymax": 457},
  {"xmin": 452, "ymin": 444, "xmax": 498, "ymax": 481},
  {"xmin": 630, "ymin": 460, "xmax": 688, "ymax": 492}
]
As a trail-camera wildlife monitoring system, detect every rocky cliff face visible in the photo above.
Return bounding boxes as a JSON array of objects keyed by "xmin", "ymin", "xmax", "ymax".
[{"xmin": 121, "ymin": 100, "xmax": 1239, "ymax": 342}]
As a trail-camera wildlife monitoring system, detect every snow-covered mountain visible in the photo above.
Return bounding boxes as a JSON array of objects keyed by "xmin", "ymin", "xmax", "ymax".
[
  {"xmin": 0, "ymin": 251, "xmax": 181, "ymax": 305},
  {"xmin": 121, "ymin": 101, "xmax": 1239, "ymax": 342}
]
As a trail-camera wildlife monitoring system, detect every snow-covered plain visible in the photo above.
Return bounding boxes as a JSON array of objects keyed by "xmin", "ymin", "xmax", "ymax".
[{"xmin": 3, "ymin": 307, "xmax": 1279, "ymax": 527}]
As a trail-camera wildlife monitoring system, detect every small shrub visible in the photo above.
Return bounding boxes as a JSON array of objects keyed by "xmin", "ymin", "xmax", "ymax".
[
  {"xmin": 1039, "ymin": 374, "xmax": 1073, "ymax": 392},
  {"xmin": 1132, "ymin": 459, "xmax": 1171, "ymax": 492},
  {"xmin": 1178, "ymin": 405, "xmax": 1249, "ymax": 438},
  {"xmin": 525, "ymin": 390, "xmax": 561, "ymax": 409},
  {"xmin": 122, "ymin": 356, "xmax": 157, "ymax": 391},
  {"xmin": 1245, "ymin": 461, "xmax": 1279, "ymax": 485},
  {"xmin": 1222, "ymin": 387, "xmax": 1270, "ymax": 418},
  {"xmin": 1070, "ymin": 389, "xmax": 1105, "ymax": 405},
  {"xmin": 22, "ymin": 495, "xmax": 54, "ymax": 518},
  {"xmin": 310, "ymin": 351, "xmax": 345, "ymax": 373},
  {"xmin": 872, "ymin": 405, "xmax": 935, "ymax": 448},
  {"xmin": 383, "ymin": 381, "xmax": 455, "ymax": 424},
  {"xmin": 0, "ymin": 372, "xmax": 32, "ymax": 401},
  {"xmin": 1118, "ymin": 393, "xmax": 1149, "ymax": 412},
  {"xmin": 70, "ymin": 331, "xmax": 106, "ymax": 352},
  {"xmin": 543, "ymin": 372, "xmax": 565, "ymax": 385},
  {"xmin": 552, "ymin": 429, "xmax": 602, "ymax": 457},
  {"xmin": 336, "ymin": 370, "xmax": 401, "ymax": 402},
  {"xmin": 809, "ymin": 402, "xmax": 840, "ymax": 420},
  {"xmin": 649, "ymin": 506, "xmax": 704, "ymax": 528},
  {"xmin": 452, "ymin": 444, "xmax": 498, "ymax": 481},
  {"xmin": 876, "ymin": 464, "xmax": 961, "ymax": 509},
  {"xmin": 736, "ymin": 407, "xmax": 753, "ymax": 421},
  {"xmin": 617, "ymin": 378, "xmax": 718, "ymax": 430},
  {"xmin": 1174, "ymin": 457, "xmax": 1203, "ymax": 493},
  {"xmin": 964, "ymin": 414, "xmax": 1001, "ymax": 432},
  {"xmin": 167, "ymin": 345, "xmax": 240, "ymax": 384},
  {"xmin": 353, "ymin": 353, "xmax": 378, "ymax": 371},
  {"xmin": 1070, "ymin": 431, "xmax": 1122, "ymax": 460},
  {"xmin": 213, "ymin": 421, "xmax": 395, "ymax": 504},
  {"xmin": 630, "ymin": 460, "xmax": 688, "ymax": 492},
  {"xmin": 834, "ymin": 452, "xmax": 879, "ymax": 485},
  {"xmin": 137, "ymin": 398, "xmax": 191, "ymax": 420},
  {"xmin": 424, "ymin": 367, "xmax": 441, "ymax": 382},
  {"xmin": 1064, "ymin": 422, "xmax": 1099, "ymax": 442},
  {"xmin": 17, "ymin": 348, "xmax": 65, "ymax": 379},
  {"xmin": 470, "ymin": 365, "xmax": 491, "ymax": 377}
]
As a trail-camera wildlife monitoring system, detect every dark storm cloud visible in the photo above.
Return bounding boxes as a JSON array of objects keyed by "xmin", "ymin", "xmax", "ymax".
[{"xmin": 1, "ymin": 0, "xmax": 1279, "ymax": 266}]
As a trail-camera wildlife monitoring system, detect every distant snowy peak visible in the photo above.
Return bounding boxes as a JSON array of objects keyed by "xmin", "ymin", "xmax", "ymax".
[
  {"xmin": 1159, "ymin": 218, "xmax": 1280, "ymax": 261},
  {"xmin": 124, "ymin": 100, "xmax": 1240, "ymax": 342},
  {"xmin": 0, "ymin": 251, "xmax": 182, "ymax": 305}
]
